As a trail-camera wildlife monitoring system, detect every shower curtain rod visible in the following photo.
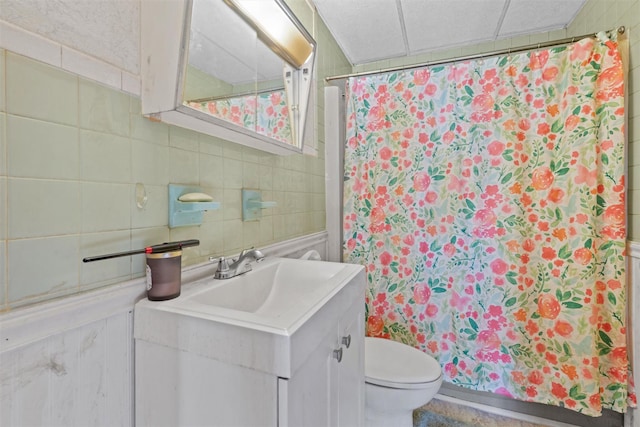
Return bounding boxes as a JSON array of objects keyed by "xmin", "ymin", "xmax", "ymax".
[{"xmin": 325, "ymin": 26, "xmax": 626, "ymax": 82}]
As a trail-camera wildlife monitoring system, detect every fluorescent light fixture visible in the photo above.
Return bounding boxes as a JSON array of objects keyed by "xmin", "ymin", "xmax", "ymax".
[{"xmin": 224, "ymin": 0, "xmax": 315, "ymax": 68}]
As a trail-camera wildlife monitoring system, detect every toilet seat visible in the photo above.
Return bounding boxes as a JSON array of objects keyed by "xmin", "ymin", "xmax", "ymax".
[{"xmin": 365, "ymin": 337, "xmax": 442, "ymax": 390}]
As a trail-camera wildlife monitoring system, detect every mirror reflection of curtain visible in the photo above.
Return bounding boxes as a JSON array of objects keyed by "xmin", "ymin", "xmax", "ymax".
[
  {"xmin": 342, "ymin": 32, "xmax": 635, "ymax": 416},
  {"xmin": 187, "ymin": 89, "xmax": 292, "ymax": 144},
  {"xmin": 185, "ymin": 0, "xmax": 295, "ymax": 146}
]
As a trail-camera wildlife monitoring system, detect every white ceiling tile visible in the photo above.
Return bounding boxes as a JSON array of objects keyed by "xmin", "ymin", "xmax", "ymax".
[
  {"xmin": 313, "ymin": 0, "xmax": 407, "ymax": 64},
  {"xmin": 311, "ymin": 0, "xmax": 587, "ymax": 65},
  {"xmin": 499, "ymin": 0, "xmax": 587, "ymax": 37},
  {"xmin": 401, "ymin": 0, "xmax": 507, "ymax": 53}
]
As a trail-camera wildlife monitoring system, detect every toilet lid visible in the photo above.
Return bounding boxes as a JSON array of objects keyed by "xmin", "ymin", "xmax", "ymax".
[{"xmin": 365, "ymin": 337, "xmax": 442, "ymax": 389}]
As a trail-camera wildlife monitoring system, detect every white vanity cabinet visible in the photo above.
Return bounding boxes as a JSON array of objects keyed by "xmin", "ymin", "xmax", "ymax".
[
  {"xmin": 134, "ymin": 258, "xmax": 365, "ymax": 427},
  {"xmin": 279, "ymin": 295, "xmax": 364, "ymax": 426}
]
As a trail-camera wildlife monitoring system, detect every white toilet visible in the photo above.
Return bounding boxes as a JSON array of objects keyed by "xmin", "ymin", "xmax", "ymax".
[{"xmin": 365, "ymin": 337, "xmax": 443, "ymax": 427}]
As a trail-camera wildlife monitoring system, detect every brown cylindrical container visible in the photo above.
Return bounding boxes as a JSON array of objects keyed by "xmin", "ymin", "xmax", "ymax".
[{"xmin": 145, "ymin": 250, "xmax": 182, "ymax": 301}]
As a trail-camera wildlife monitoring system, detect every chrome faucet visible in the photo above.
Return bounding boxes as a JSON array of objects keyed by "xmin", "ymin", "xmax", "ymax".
[{"xmin": 214, "ymin": 248, "xmax": 265, "ymax": 279}]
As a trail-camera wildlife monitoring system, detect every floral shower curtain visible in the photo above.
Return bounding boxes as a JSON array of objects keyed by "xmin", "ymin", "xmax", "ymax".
[{"xmin": 343, "ymin": 33, "xmax": 635, "ymax": 416}]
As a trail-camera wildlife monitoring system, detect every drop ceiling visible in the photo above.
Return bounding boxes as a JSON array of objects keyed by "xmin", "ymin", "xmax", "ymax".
[{"xmin": 311, "ymin": 0, "xmax": 587, "ymax": 65}]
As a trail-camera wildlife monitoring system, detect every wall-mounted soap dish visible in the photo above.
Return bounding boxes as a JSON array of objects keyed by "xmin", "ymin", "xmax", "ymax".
[
  {"xmin": 242, "ymin": 189, "xmax": 276, "ymax": 221},
  {"xmin": 169, "ymin": 184, "xmax": 220, "ymax": 228}
]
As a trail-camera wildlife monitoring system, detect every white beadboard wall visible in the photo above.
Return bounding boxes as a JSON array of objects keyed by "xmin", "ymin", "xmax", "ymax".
[
  {"xmin": 0, "ymin": 285, "xmax": 140, "ymax": 426},
  {"xmin": 0, "ymin": 233, "xmax": 327, "ymax": 426},
  {"xmin": 0, "ymin": 313, "xmax": 136, "ymax": 426}
]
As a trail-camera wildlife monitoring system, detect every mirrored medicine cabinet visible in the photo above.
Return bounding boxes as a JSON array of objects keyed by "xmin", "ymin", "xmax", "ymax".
[{"xmin": 141, "ymin": 0, "xmax": 316, "ymax": 155}]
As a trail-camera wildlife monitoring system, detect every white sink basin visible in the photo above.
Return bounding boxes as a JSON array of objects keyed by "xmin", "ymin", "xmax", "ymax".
[
  {"xmin": 185, "ymin": 257, "xmax": 347, "ymax": 315},
  {"xmin": 134, "ymin": 257, "xmax": 365, "ymax": 378}
]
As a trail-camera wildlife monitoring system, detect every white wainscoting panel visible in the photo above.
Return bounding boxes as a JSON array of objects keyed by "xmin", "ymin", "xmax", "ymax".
[
  {"xmin": 0, "ymin": 279, "xmax": 142, "ymax": 426},
  {"xmin": 0, "ymin": 309, "xmax": 136, "ymax": 426}
]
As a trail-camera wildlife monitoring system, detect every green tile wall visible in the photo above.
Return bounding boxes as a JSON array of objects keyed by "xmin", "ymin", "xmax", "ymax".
[{"xmin": 0, "ymin": 19, "xmax": 350, "ymax": 308}]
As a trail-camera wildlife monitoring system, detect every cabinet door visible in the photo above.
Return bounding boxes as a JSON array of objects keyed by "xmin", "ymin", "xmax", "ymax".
[
  {"xmin": 278, "ymin": 302, "xmax": 365, "ymax": 427},
  {"xmin": 279, "ymin": 326, "xmax": 335, "ymax": 427},
  {"xmin": 336, "ymin": 305, "xmax": 365, "ymax": 426}
]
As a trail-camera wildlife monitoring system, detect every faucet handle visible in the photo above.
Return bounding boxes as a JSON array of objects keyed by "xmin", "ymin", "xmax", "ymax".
[{"xmin": 238, "ymin": 247, "xmax": 256, "ymax": 258}]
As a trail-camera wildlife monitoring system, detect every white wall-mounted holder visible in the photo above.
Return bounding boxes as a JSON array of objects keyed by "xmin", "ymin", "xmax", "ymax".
[
  {"xmin": 242, "ymin": 189, "xmax": 277, "ymax": 221},
  {"xmin": 169, "ymin": 184, "xmax": 220, "ymax": 228}
]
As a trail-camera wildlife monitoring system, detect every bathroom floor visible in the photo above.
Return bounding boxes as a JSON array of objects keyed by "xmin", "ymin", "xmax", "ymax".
[{"xmin": 414, "ymin": 398, "xmax": 552, "ymax": 427}]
